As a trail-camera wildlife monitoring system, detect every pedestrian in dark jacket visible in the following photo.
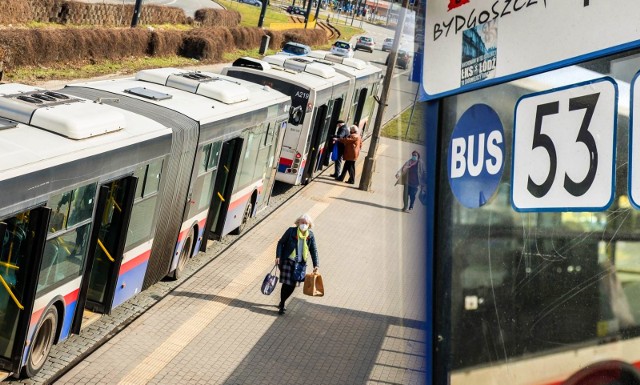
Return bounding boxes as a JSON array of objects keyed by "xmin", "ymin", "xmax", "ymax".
[
  {"xmin": 331, "ymin": 120, "xmax": 349, "ymax": 178},
  {"xmin": 396, "ymin": 150, "xmax": 426, "ymax": 212},
  {"xmin": 275, "ymin": 213, "xmax": 319, "ymax": 315},
  {"xmin": 335, "ymin": 125, "xmax": 362, "ymax": 184}
]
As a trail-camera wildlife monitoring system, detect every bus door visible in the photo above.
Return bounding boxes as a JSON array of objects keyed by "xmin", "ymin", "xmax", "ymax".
[
  {"xmin": 303, "ymin": 104, "xmax": 330, "ymax": 181},
  {"xmin": 77, "ymin": 176, "xmax": 137, "ymax": 320},
  {"xmin": 260, "ymin": 121, "xmax": 286, "ymax": 208},
  {"xmin": 0, "ymin": 207, "xmax": 49, "ymax": 374},
  {"xmin": 206, "ymin": 138, "xmax": 242, "ymax": 241},
  {"xmin": 352, "ymin": 88, "xmax": 367, "ymax": 128},
  {"xmin": 322, "ymin": 97, "xmax": 344, "ymax": 167}
]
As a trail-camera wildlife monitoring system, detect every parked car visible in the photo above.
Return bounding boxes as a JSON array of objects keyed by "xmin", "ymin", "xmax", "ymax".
[
  {"xmin": 354, "ymin": 36, "xmax": 375, "ymax": 53},
  {"xmin": 240, "ymin": 0, "xmax": 262, "ymax": 6},
  {"xmin": 279, "ymin": 42, "xmax": 311, "ymax": 56},
  {"xmin": 382, "ymin": 37, "xmax": 393, "ymax": 52},
  {"xmin": 385, "ymin": 49, "xmax": 412, "ymax": 70},
  {"xmin": 286, "ymin": 5, "xmax": 306, "ymax": 15},
  {"xmin": 330, "ymin": 40, "xmax": 354, "ymax": 58}
]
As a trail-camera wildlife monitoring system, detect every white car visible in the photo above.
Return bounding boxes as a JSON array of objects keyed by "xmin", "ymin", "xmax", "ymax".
[{"xmin": 330, "ymin": 40, "xmax": 354, "ymax": 58}]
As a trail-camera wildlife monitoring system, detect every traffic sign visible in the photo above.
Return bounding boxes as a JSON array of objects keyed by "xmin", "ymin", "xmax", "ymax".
[{"xmin": 512, "ymin": 78, "xmax": 618, "ymax": 212}]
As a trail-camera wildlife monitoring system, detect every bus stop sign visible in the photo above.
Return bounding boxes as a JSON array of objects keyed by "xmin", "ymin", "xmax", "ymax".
[{"xmin": 421, "ymin": 0, "xmax": 640, "ymax": 100}]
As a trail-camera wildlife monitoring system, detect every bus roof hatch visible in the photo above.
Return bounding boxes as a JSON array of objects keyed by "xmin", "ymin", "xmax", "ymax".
[
  {"xmin": 0, "ymin": 84, "xmax": 125, "ymax": 140},
  {"xmin": 136, "ymin": 68, "xmax": 250, "ymax": 104}
]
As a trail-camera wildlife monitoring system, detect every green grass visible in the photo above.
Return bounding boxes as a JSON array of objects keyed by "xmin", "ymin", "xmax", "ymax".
[
  {"xmin": 6, "ymin": 56, "xmax": 199, "ymax": 84},
  {"xmin": 381, "ymin": 102, "xmax": 425, "ymax": 144},
  {"xmin": 216, "ymin": 0, "xmax": 290, "ymax": 26}
]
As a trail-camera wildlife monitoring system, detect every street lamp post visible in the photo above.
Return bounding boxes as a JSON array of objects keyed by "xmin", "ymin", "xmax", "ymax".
[{"xmin": 358, "ymin": 0, "xmax": 410, "ymax": 191}]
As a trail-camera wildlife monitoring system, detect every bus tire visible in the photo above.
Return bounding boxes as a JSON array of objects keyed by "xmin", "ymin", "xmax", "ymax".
[
  {"xmin": 171, "ymin": 228, "xmax": 194, "ymax": 280},
  {"xmin": 24, "ymin": 305, "xmax": 58, "ymax": 378},
  {"xmin": 231, "ymin": 200, "xmax": 253, "ymax": 235}
]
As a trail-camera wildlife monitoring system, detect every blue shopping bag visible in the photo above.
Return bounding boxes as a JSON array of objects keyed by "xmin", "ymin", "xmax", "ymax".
[{"xmin": 330, "ymin": 142, "xmax": 339, "ymax": 161}]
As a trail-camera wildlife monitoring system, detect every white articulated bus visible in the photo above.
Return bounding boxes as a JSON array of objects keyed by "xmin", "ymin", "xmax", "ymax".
[
  {"xmin": 260, "ymin": 53, "xmax": 382, "ymax": 171},
  {"xmin": 0, "ymin": 70, "xmax": 290, "ymax": 379},
  {"xmin": 0, "ymin": 83, "xmax": 172, "ymax": 378},
  {"xmin": 222, "ymin": 57, "xmax": 351, "ymax": 185},
  {"xmin": 306, "ymin": 51, "xmax": 382, "ymax": 138}
]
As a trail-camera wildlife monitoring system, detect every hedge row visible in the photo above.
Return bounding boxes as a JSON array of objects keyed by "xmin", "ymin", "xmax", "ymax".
[
  {"xmin": 194, "ymin": 9, "xmax": 242, "ymax": 28},
  {"xmin": 0, "ymin": 27, "xmax": 330, "ymax": 68},
  {"xmin": 0, "ymin": 0, "xmax": 241, "ymax": 27}
]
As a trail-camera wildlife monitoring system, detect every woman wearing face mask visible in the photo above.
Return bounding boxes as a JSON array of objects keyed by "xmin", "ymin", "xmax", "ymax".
[
  {"xmin": 395, "ymin": 150, "xmax": 426, "ymax": 212},
  {"xmin": 275, "ymin": 213, "xmax": 319, "ymax": 315}
]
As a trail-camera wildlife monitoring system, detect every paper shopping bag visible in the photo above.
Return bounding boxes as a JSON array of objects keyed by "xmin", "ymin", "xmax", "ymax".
[{"xmin": 303, "ymin": 273, "xmax": 324, "ymax": 297}]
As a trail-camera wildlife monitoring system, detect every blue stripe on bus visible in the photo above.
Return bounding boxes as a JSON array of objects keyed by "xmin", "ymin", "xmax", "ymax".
[{"xmin": 112, "ymin": 260, "xmax": 148, "ymax": 309}]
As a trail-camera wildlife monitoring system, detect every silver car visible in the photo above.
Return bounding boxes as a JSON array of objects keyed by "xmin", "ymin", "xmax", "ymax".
[
  {"xmin": 382, "ymin": 38, "xmax": 394, "ymax": 52},
  {"xmin": 330, "ymin": 40, "xmax": 354, "ymax": 58}
]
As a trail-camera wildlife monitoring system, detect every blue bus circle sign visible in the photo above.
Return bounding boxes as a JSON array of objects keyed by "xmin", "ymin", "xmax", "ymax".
[{"xmin": 448, "ymin": 104, "xmax": 505, "ymax": 208}]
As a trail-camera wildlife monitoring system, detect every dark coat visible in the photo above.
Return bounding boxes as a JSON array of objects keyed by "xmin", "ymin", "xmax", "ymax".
[
  {"xmin": 334, "ymin": 123, "xmax": 349, "ymax": 155},
  {"xmin": 276, "ymin": 227, "xmax": 319, "ymax": 286},
  {"xmin": 276, "ymin": 227, "xmax": 319, "ymax": 267}
]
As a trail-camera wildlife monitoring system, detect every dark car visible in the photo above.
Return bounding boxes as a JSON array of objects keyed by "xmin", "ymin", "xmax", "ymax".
[
  {"xmin": 279, "ymin": 42, "xmax": 311, "ymax": 56},
  {"xmin": 286, "ymin": 5, "xmax": 306, "ymax": 15},
  {"xmin": 354, "ymin": 36, "xmax": 375, "ymax": 53},
  {"xmin": 385, "ymin": 49, "xmax": 412, "ymax": 70}
]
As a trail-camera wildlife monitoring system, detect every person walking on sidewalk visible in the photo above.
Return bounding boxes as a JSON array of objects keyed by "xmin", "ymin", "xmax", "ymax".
[
  {"xmin": 331, "ymin": 120, "xmax": 349, "ymax": 178},
  {"xmin": 335, "ymin": 125, "xmax": 362, "ymax": 184},
  {"xmin": 395, "ymin": 150, "xmax": 426, "ymax": 212},
  {"xmin": 275, "ymin": 213, "xmax": 320, "ymax": 315}
]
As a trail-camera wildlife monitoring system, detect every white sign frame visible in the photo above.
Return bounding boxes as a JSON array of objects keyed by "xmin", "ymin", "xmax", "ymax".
[
  {"xmin": 628, "ymin": 71, "xmax": 640, "ymax": 209},
  {"xmin": 511, "ymin": 77, "xmax": 618, "ymax": 212},
  {"xmin": 421, "ymin": 0, "xmax": 640, "ymax": 101}
]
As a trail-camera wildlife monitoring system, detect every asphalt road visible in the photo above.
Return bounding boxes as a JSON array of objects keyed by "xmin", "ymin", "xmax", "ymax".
[
  {"xmin": 79, "ymin": 0, "xmax": 222, "ymax": 15},
  {"xmin": 349, "ymin": 26, "xmax": 420, "ymax": 124}
]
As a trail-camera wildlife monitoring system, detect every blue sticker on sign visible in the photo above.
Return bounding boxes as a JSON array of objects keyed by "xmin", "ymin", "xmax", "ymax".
[{"xmin": 448, "ymin": 104, "xmax": 505, "ymax": 208}]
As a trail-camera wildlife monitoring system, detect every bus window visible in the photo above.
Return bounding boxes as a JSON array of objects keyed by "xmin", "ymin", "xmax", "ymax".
[
  {"xmin": 67, "ymin": 184, "xmax": 97, "ymax": 227},
  {"xmin": 125, "ymin": 159, "xmax": 163, "ymax": 249},
  {"xmin": 144, "ymin": 160, "xmax": 162, "ymax": 197},
  {"xmin": 189, "ymin": 142, "xmax": 222, "ymax": 219},
  {"xmin": 236, "ymin": 127, "xmax": 262, "ymax": 189},
  {"xmin": 40, "ymin": 183, "xmax": 97, "ymax": 294},
  {"xmin": 208, "ymin": 141, "xmax": 222, "ymax": 170}
]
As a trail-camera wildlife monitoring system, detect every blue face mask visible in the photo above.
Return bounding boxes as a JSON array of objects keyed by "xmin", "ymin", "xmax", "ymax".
[{"xmin": 411, "ymin": 156, "xmax": 418, "ymax": 161}]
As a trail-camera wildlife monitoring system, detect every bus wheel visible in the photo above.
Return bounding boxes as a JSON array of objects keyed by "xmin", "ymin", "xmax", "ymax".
[
  {"xmin": 171, "ymin": 228, "xmax": 194, "ymax": 280},
  {"xmin": 24, "ymin": 306, "xmax": 58, "ymax": 378},
  {"xmin": 231, "ymin": 200, "xmax": 253, "ymax": 235}
]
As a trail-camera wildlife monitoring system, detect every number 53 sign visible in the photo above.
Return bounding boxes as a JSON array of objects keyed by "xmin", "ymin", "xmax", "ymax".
[{"xmin": 512, "ymin": 78, "xmax": 618, "ymax": 212}]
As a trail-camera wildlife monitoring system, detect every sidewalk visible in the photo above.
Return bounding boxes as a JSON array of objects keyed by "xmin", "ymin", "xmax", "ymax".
[
  {"xmin": 53, "ymin": 137, "xmax": 426, "ymax": 385},
  {"xmin": 38, "ymin": 137, "xmax": 426, "ymax": 385}
]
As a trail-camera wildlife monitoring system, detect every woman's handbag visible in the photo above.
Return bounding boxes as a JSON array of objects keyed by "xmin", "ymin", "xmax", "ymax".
[
  {"xmin": 303, "ymin": 273, "xmax": 324, "ymax": 297},
  {"xmin": 261, "ymin": 265, "xmax": 278, "ymax": 295},
  {"xmin": 293, "ymin": 262, "xmax": 307, "ymax": 282}
]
